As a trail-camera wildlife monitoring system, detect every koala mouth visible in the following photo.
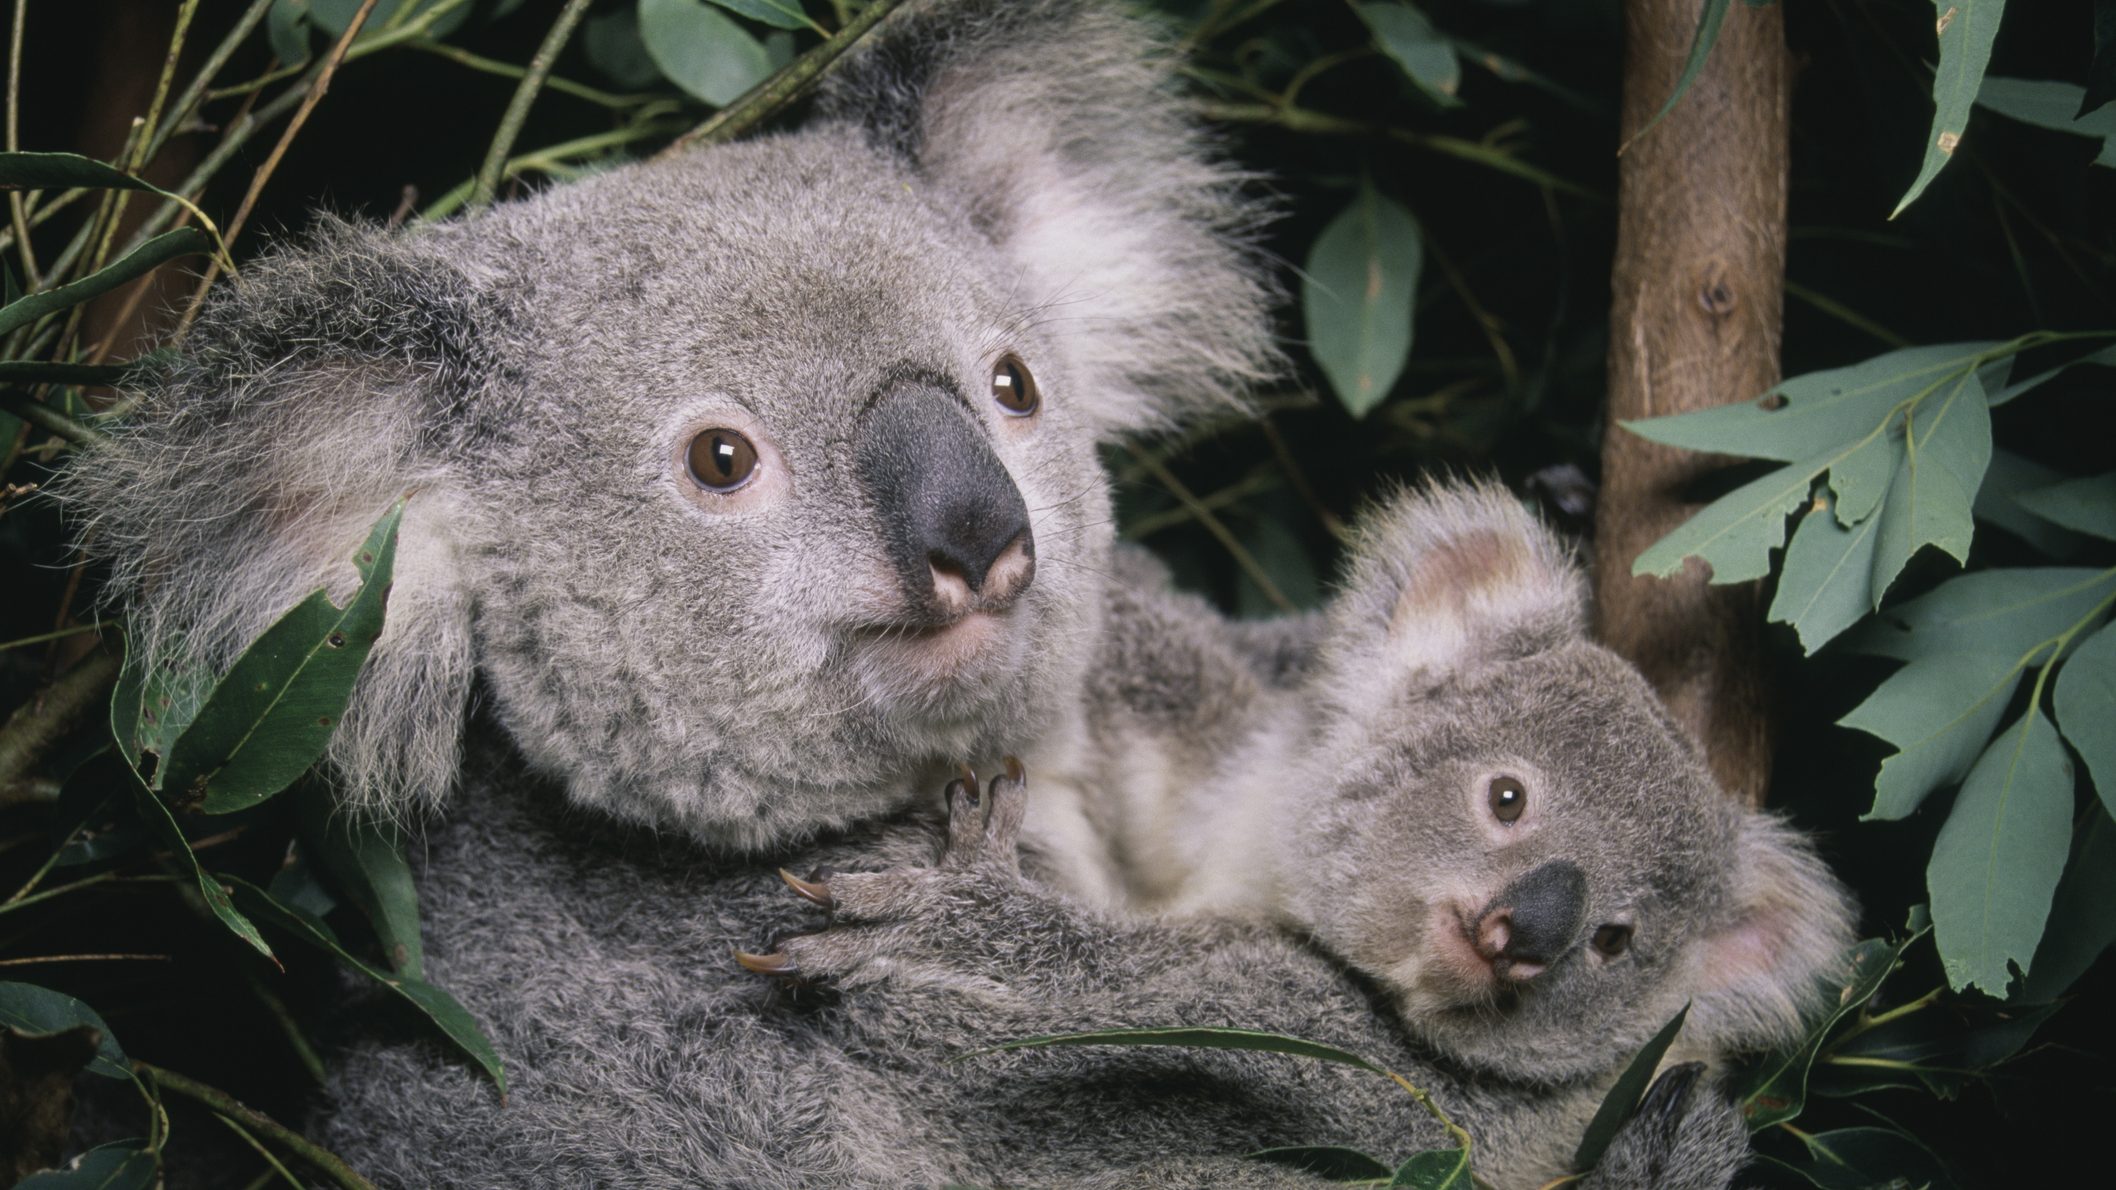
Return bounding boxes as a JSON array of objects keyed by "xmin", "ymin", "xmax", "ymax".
[{"xmin": 852, "ymin": 605, "xmax": 1024, "ymax": 697}]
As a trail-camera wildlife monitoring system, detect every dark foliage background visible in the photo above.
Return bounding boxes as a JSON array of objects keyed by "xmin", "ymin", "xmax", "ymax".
[{"xmin": 2, "ymin": 1, "xmax": 2111, "ymax": 1186}]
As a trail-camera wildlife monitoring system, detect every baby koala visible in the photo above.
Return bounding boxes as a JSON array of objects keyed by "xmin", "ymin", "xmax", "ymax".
[{"xmin": 747, "ymin": 482, "xmax": 1855, "ymax": 1183}]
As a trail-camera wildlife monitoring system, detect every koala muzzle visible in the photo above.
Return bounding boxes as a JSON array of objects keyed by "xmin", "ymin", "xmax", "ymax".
[
  {"xmin": 856, "ymin": 386, "xmax": 1035, "ymax": 620},
  {"xmin": 1473, "ymin": 859, "xmax": 1586, "ymax": 982}
]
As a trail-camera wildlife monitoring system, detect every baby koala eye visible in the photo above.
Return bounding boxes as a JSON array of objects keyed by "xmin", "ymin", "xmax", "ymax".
[
  {"xmin": 1591, "ymin": 923, "xmax": 1633, "ymax": 958},
  {"xmin": 1487, "ymin": 775, "xmax": 1527, "ymax": 824},
  {"xmin": 686, "ymin": 428, "xmax": 760, "ymax": 492},
  {"xmin": 991, "ymin": 354, "xmax": 1039, "ymax": 416}
]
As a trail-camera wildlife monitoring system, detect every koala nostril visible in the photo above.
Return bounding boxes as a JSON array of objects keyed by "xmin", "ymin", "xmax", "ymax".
[
  {"xmin": 1474, "ymin": 909, "xmax": 1513, "ymax": 960},
  {"xmin": 1480, "ymin": 859, "xmax": 1588, "ymax": 972}
]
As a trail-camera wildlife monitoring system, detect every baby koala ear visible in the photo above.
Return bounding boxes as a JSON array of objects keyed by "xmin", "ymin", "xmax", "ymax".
[
  {"xmin": 1326, "ymin": 480, "xmax": 1588, "ymax": 687},
  {"xmin": 1685, "ymin": 813, "xmax": 1859, "ymax": 1055}
]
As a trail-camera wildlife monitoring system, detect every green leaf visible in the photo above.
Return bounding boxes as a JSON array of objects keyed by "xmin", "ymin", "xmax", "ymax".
[
  {"xmin": 14, "ymin": 1141, "xmax": 157, "ymax": 1190},
  {"xmin": 152, "ymin": 501, "xmax": 403, "ymax": 813},
  {"xmin": 2088, "ymin": 0, "xmax": 2116, "ymax": 115},
  {"xmin": 0, "ymin": 228, "xmax": 213, "ymax": 338},
  {"xmin": 0, "ymin": 981, "xmax": 128, "ymax": 1078},
  {"xmin": 1623, "ymin": 344, "xmax": 1996, "ymax": 466},
  {"xmin": 585, "ymin": 9, "xmax": 664, "ymax": 89},
  {"xmin": 1631, "ymin": 455, "xmax": 1814, "ymax": 584},
  {"xmin": 2055, "ymin": 622, "xmax": 2116, "ymax": 815},
  {"xmin": 267, "ymin": 0, "xmax": 313, "ymax": 66},
  {"xmin": 1740, "ymin": 936, "xmax": 1915, "ymax": 1130},
  {"xmin": 1389, "ymin": 1149, "xmax": 1471, "ymax": 1188},
  {"xmin": 295, "ymin": 779, "xmax": 424, "ymax": 977},
  {"xmin": 1868, "ymin": 366, "xmax": 1990, "ymax": 597},
  {"xmin": 1928, "ymin": 710, "xmax": 2074, "ymax": 995},
  {"xmin": 1821, "ymin": 994, "xmax": 2059, "ymax": 1099},
  {"xmin": 1620, "ymin": 0, "xmax": 1730, "ymax": 150},
  {"xmin": 1850, "ymin": 567, "xmax": 2116, "ymax": 663},
  {"xmin": 2015, "ymin": 472, "xmax": 2116, "ymax": 541},
  {"xmin": 975, "ymin": 1025, "xmax": 1395, "ymax": 1077},
  {"xmin": 1975, "ymin": 449, "xmax": 2090, "ymax": 558},
  {"xmin": 1245, "ymin": 1147, "xmax": 1395, "ymax": 1181},
  {"xmin": 1572, "ymin": 1004, "xmax": 1690, "ymax": 1172},
  {"xmin": 2020, "ymin": 809, "xmax": 2116, "ymax": 1001},
  {"xmin": 125, "ymin": 780, "xmax": 277, "ymax": 963},
  {"xmin": 1988, "ymin": 342, "xmax": 2116, "ymax": 406},
  {"xmin": 1768, "ymin": 1127, "xmax": 1959, "ymax": 1190},
  {"xmin": 639, "ymin": 0, "xmax": 775, "ymax": 107},
  {"xmin": 706, "ymin": 0, "xmax": 813, "ymax": 32},
  {"xmin": 111, "ymin": 633, "xmax": 212, "ymax": 780},
  {"xmin": 1302, "ymin": 183, "xmax": 1421, "ymax": 418},
  {"xmin": 1894, "ymin": 0, "xmax": 2008, "ymax": 216},
  {"xmin": 0, "ymin": 360, "xmax": 138, "ymax": 387},
  {"xmin": 1356, "ymin": 3, "xmax": 1462, "ymax": 107},
  {"xmin": 1844, "ymin": 652, "xmax": 2018, "ymax": 820},
  {"xmin": 1977, "ymin": 76, "xmax": 2116, "ymax": 168},
  {"xmin": 228, "ymin": 878, "xmax": 505, "ymax": 1091},
  {"xmin": 1770, "ymin": 488, "xmax": 1885, "ymax": 654}
]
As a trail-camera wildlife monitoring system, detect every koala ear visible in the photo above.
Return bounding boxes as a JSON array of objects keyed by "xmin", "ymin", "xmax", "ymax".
[
  {"xmin": 1324, "ymin": 480, "xmax": 1587, "ymax": 687},
  {"xmin": 1686, "ymin": 813, "xmax": 1859, "ymax": 1054},
  {"xmin": 817, "ymin": 0, "xmax": 1279, "ymax": 434},
  {"xmin": 64, "ymin": 218, "xmax": 497, "ymax": 822}
]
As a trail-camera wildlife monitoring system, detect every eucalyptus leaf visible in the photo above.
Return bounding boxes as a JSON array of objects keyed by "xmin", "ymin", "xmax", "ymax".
[
  {"xmin": 228, "ymin": 878, "xmax": 504, "ymax": 1090},
  {"xmin": 110, "ymin": 631, "xmax": 212, "ymax": 782},
  {"xmin": 2020, "ymin": 810, "xmax": 2116, "ymax": 1002},
  {"xmin": 1740, "ymin": 936, "xmax": 1914, "ymax": 1130},
  {"xmin": 1894, "ymin": 0, "xmax": 2008, "ymax": 217},
  {"xmin": 707, "ymin": 0, "xmax": 813, "ymax": 31},
  {"xmin": 1771, "ymin": 1126, "xmax": 1958, "ymax": 1190},
  {"xmin": 1928, "ymin": 710, "xmax": 2074, "ymax": 995},
  {"xmin": 267, "ymin": 0, "xmax": 312, "ymax": 66},
  {"xmin": 585, "ymin": 9, "xmax": 665, "ymax": 89},
  {"xmin": 1975, "ymin": 449, "xmax": 2091, "ymax": 558},
  {"xmin": 1572, "ymin": 1003, "xmax": 1689, "ymax": 1173},
  {"xmin": 639, "ymin": 0, "xmax": 775, "ymax": 107},
  {"xmin": 1866, "ymin": 366, "xmax": 1989, "ymax": 598},
  {"xmin": 296, "ymin": 778, "xmax": 424, "ymax": 976},
  {"xmin": 1977, "ymin": 76, "xmax": 2116, "ymax": 168},
  {"xmin": 1621, "ymin": 0, "xmax": 1730, "ymax": 149},
  {"xmin": 0, "ymin": 228, "xmax": 213, "ymax": 338},
  {"xmin": 2054, "ymin": 622, "xmax": 2116, "ymax": 814},
  {"xmin": 2014, "ymin": 472, "xmax": 2116, "ymax": 541},
  {"xmin": 1823, "ymin": 995, "xmax": 2060, "ymax": 1099},
  {"xmin": 1389, "ymin": 1149, "xmax": 1471, "ymax": 1188},
  {"xmin": 1849, "ymin": 567, "xmax": 2116, "ymax": 664},
  {"xmin": 1842, "ymin": 651, "xmax": 2019, "ymax": 820},
  {"xmin": 2089, "ymin": 0, "xmax": 2116, "ymax": 114},
  {"xmin": 1769, "ymin": 489, "xmax": 1884, "ymax": 653},
  {"xmin": 1357, "ymin": 3, "xmax": 1461, "ymax": 107},
  {"xmin": 126, "ymin": 779, "xmax": 277, "ymax": 963},
  {"xmin": 0, "ymin": 981, "xmax": 128, "ymax": 1078},
  {"xmin": 1631, "ymin": 455, "xmax": 1813, "ymax": 584},
  {"xmin": 14, "ymin": 1141, "xmax": 157, "ymax": 1190},
  {"xmin": 152, "ymin": 501, "xmax": 403, "ymax": 813},
  {"xmin": 1303, "ymin": 183, "xmax": 1421, "ymax": 418}
]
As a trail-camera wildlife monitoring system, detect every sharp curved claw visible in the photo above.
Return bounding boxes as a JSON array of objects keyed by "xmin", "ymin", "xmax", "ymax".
[
  {"xmin": 777, "ymin": 867, "xmax": 835, "ymax": 911},
  {"xmin": 956, "ymin": 761, "xmax": 982, "ymax": 807},
  {"xmin": 1002, "ymin": 755, "xmax": 1025, "ymax": 783},
  {"xmin": 733, "ymin": 949, "xmax": 801, "ymax": 976}
]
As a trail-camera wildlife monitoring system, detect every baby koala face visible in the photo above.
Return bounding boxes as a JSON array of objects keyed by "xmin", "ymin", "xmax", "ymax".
[{"xmin": 1291, "ymin": 484, "xmax": 1854, "ymax": 1083}]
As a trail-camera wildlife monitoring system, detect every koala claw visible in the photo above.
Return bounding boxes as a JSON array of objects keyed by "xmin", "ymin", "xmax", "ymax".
[
  {"xmin": 777, "ymin": 867, "xmax": 836, "ymax": 911},
  {"xmin": 733, "ymin": 948, "xmax": 801, "ymax": 977},
  {"xmin": 1638, "ymin": 1061, "xmax": 1704, "ymax": 1123}
]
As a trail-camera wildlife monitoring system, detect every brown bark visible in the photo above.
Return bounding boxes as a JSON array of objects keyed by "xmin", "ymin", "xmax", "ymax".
[{"xmin": 1596, "ymin": 0, "xmax": 1788, "ymax": 808}]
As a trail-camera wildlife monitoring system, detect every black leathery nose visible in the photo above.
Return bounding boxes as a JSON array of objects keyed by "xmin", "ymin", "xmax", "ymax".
[
  {"xmin": 1489, "ymin": 860, "xmax": 1587, "ymax": 963},
  {"xmin": 855, "ymin": 386, "xmax": 1033, "ymax": 596}
]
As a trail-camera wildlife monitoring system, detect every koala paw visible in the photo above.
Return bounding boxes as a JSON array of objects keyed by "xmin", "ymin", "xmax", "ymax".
[
  {"xmin": 1580, "ymin": 1062, "xmax": 1751, "ymax": 1190},
  {"xmin": 733, "ymin": 758, "xmax": 1035, "ymax": 991}
]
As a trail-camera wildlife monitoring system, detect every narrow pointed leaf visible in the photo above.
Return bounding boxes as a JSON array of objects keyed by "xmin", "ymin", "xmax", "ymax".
[
  {"xmin": 228, "ymin": 878, "xmax": 504, "ymax": 1091},
  {"xmin": 1842, "ymin": 652, "xmax": 2020, "ymax": 820},
  {"xmin": 0, "ymin": 228, "xmax": 212, "ymax": 337},
  {"xmin": 1869, "ymin": 366, "xmax": 1990, "ymax": 598},
  {"xmin": 1988, "ymin": 342, "xmax": 2116, "ymax": 407},
  {"xmin": 1772, "ymin": 1127, "xmax": 1959, "ymax": 1190},
  {"xmin": 1977, "ymin": 76, "xmax": 2116, "ymax": 169},
  {"xmin": 295, "ymin": 780, "xmax": 424, "ymax": 977},
  {"xmin": 2055, "ymin": 622, "xmax": 2116, "ymax": 815},
  {"xmin": 2014, "ymin": 472, "xmax": 2116, "ymax": 541},
  {"xmin": 1893, "ymin": 0, "xmax": 2008, "ymax": 217},
  {"xmin": 1573, "ymin": 1004, "xmax": 1689, "ymax": 1172},
  {"xmin": 110, "ymin": 633, "xmax": 212, "ymax": 780},
  {"xmin": 1390, "ymin": 1149, "xmax": 1471, "ymax": 1188},
  {"xmin": 1357, "ymin": 3, "xmax": 1462, "ymax": 106},
  {"xmin": 0, "ymin": 981, "xmax": 128, "ymax": 1078},
  {"xmin": 1928, "ymin": 710, "xmax": 2074, "ymax": 995},
  {"xmin": 1621, "ymin": 0, "xmax": 1731, "ymax": 149},
  {"xmin": 155, "ymin": 501, "xmax": 402, "ymax": 813},
  {"xmin": 14, "ymin": 1141, "xmax": 157, "ymax": 1190},
  {"xmin": 125, "ymin": 780, "xmax": 276, "ymax": 963},
  {"xmin": 1303, "ymin": 184, "xmax": 1421, "ymax": 418},
  {"xmin": 1740, "ymin": 936, "xmax": 1913, "ymax": 1130},
  {"xmin": 1771, "ymin": 490, "xmax": 1884, "ymax": 653}
]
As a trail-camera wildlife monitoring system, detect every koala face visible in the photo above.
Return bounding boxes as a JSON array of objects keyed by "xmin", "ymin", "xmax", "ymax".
[{"xmin": 1292, "ymin": 483, "xmax": 1855, "ymax": 1081}]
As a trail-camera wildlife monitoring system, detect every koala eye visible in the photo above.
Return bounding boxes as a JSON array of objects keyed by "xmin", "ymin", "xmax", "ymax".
[
  {"xmin": 1487, "ymin": 775, "xmax": 1527, "ymax": 824},
  {"xmin": 686, "ymin": 428, "xmax": 760, "ymax": 492},
  {"xmin": 991, "ymin": 354, "xmax": 1039, "ymax": 416},
  {"xmin": 1591, "ymin": 923, "xmax": 1633, "ymax": 958}
]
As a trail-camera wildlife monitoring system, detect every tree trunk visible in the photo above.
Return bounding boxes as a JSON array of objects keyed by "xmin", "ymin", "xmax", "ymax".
[{"xmin": 1596, "ymin": 0, "xmax": 1788, "ymax": 808}]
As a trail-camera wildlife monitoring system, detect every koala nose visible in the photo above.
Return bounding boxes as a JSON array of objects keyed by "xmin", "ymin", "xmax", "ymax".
[
  {"xmin": 1473, "ymin": 859, "xmax": 1587, "ymax": 982},
  {"xmin": 856, "ymin": 386, "xmax": 1035, "ymax": 617}
]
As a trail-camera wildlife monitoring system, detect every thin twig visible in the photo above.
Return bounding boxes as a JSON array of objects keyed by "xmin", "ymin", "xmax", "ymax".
[
  {"xmin": 127, "ymin": 0, "xmax": 201, "ymax": 173},
  {"xmin": 6, "ymin": 0, "xmax": 36, "ymax": 286},
  {"xmin": 0, "ymin": 620, "xmax": 107, "ymax": 652},
  {"xmin": 1125, "ymin": 446, "xmax": 1294, "ymax": 612},
  {"xmin": 659, "ymin": 0, "xmax": 915, "ymax": 156},
  {"xmin": 471, "ymin": 0, "xmax": 596, "ymax": 209},
  {"xmin": 137, "ymin": 1062, "xmax": 378, "ymax": 1190},
  {"xmin": 0, "ymin": 389, "xmax": 106, "ymax": 445},
  {"xmin": 142, "ymin": 0, "xmax": 275, "ymax": 168},
  {"xmin": 0, "ymin": 952, "xmax": 172, "ymax": 966},
  {"xmin": 0, "ymin": 646, "xmax": 118, "ymax": 806},
  {"xmin": 406, "ymin": 38, "xmax": 649, "ymax": 110},
  {"xmin": 214, "ymin": 1113, "xmax": 306, "ymax": 1190}
]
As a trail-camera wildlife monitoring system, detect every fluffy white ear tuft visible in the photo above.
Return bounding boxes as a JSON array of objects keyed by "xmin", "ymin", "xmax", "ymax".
[
  {"xmin": 1324, "ymin": 479, "xmax": 1588, "ymax": 687},
  {"xmin": 1686, "ymin": 813, "xmax": 1859, "ymax": 1054}
]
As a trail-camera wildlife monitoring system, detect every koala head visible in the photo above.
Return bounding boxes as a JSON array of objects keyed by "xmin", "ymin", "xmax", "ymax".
[
  {"xmin": 1286, "ymin": 483, "xmax": 1855, "ymax": 1082},
  {"xmin": 63, "ymin": 0, "xmax": 1276, "ymax": 851}
]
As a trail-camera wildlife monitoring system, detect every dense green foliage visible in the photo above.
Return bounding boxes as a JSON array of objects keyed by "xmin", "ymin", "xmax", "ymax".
[{"xmin": 1, "ymin": 1, "xmax": 2110, "ymax": 1186}]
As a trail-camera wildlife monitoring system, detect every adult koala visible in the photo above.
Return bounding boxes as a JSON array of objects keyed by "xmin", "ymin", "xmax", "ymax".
[{"xmin": 61, "ymin": 1, "xmax": 1773, "ymax": 1186}]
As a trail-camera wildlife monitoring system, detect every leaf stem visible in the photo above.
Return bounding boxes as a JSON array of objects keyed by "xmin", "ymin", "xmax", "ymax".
[
  {"xmin": 470, "ymin": 0, "xmax": 594, "ymax": 210},
  {"xmin": 1126, "ymin": 445, "xmax": 1295, "ymax": 611},
  {"xmin": 137, "ymin": 1061, "xmax": 378, "ymax": 1190},
  {"xmin": 6, "ymin": 0, "xmax": 36, "ymax": 286}
]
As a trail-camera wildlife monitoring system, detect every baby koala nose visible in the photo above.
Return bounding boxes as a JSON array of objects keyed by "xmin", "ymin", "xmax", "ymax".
[{"xmin": 1473, "ymin": 859, "xmax": 1587, "ymax": 982}]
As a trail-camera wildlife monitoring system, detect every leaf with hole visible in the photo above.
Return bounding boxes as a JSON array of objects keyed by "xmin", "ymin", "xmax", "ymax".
[
  {"xmin": 268, "ymin": 0, "xmax": 313, "ymax": 65},
  {"xmin": 0, "ymin": 981, "xmax": 128, "ymax": 1078},
  {"xmin": 1770, "ymin": 489, "xmax": 1885, "ymax": 654},
  {"xmin": 1573, "ymin": 1004, "xmax": 1690, "ymax": 1172},
  {"xmin": 149, "ymin": 501, "xmax": 402, "ymax": 813},
  {"xmin": 1928, "ymin": 709, "xmax": 2073, "ymax": 995},
  {"xmin": 1357, "ymin": 3, "xmax": 1461, "ymax": 107},
  {"xmin": 1894, "ymin": 0, "xmax": 2008, "ymax": 216},
  {"xmin": 1303, "ymin": 183, "xmax": 1421, "ymax": 418},
  {"xmin": 640, "ymin": 0, "xmax": 775, "ymax": 107}
]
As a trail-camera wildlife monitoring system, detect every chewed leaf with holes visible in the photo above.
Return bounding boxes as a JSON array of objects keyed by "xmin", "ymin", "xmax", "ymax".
[
  {"xmin": 1770, "ymin": 488, "xmax": 1887, "ymax": 653},
  {"xmin": 1927, "ymin": 710, "xmax": 2074, "ymax": 995},
  {"xmin": 1894, "ymin": 0, "xmax": 2009, "ymax": 216},
  {"xmin": 147, "ymin": 501, "xmax": 402, "ymax": 813},
  {"xmin": 1869, "ymin": 365, "xmax": 1990, "ymax": 595}
]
